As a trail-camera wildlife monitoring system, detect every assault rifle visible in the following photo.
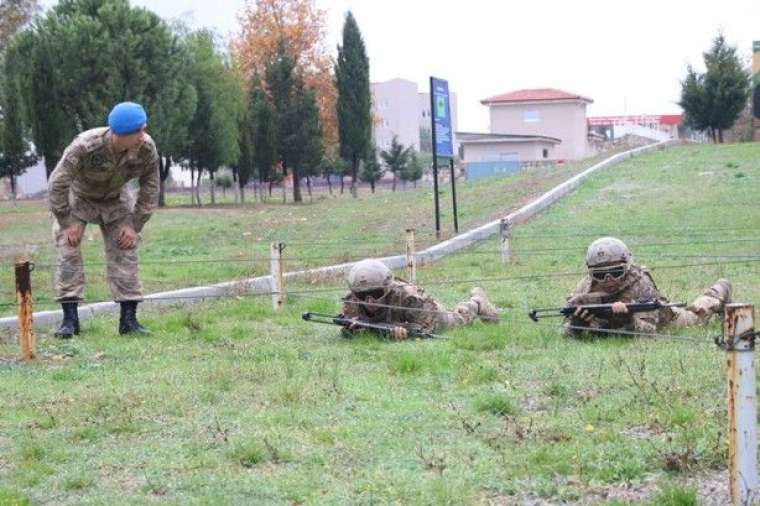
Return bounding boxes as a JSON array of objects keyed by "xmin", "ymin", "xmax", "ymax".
[
  {"xmin": 302, "ymin": 312, "xmax": 447, "ymax": 339},
  {"xmin": 528, "ymin": 300, "xmax": 686, "ymax": 322}
]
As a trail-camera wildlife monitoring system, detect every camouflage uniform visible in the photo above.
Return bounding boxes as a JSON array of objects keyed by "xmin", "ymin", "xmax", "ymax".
[
  {"xmin": 341, "ymin": 278, "xmax": 484, "ymax": 334},
  {"xmin": 48, "ymin": 127, "xmax": 159, "ymax": 302},
  {"xmin": 562, "ymin": 264, "xmax": 725, "ymax": 336}
]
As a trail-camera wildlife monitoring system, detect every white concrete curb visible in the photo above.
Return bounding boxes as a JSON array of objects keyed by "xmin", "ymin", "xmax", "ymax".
[{"xmin": 0, "ymin": 140, "xmax": 674, "ymax": 332}]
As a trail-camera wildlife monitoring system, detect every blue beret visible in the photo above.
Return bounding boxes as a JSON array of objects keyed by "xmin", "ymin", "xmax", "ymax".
[{"xmin": 108, "ymin": 102, "xmax": 147, "ymax": 135}]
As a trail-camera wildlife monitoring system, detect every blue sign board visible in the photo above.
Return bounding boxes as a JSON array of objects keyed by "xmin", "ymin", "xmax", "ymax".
[{"xmin": 430, "ymin": 77, "xmax": 453, "ymax": 157}]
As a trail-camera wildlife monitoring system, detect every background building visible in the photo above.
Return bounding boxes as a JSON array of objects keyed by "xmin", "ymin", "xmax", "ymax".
[{"xmin": 371, "ymin": 78, "xmax": 458, "ymax": 152}]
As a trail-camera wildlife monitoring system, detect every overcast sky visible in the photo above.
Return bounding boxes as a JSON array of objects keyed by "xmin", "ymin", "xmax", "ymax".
[{"xmin": 43, "ymin": 0, "xmax": 760, "ymax": 131}]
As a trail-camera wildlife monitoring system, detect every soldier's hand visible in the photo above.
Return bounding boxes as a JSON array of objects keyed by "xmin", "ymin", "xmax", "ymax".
[
  {"xmin": 63, "ymin": 223, "xmax": 84, "ymax": 247},
  {"xmin": 611, "ymin": 301, "xmax": 628, "ymax": 314},
  {"xmin": 390, "ymin": 326, "xmax": 408, "ymax": 340},
  {"xmin": 117, "ymin": 225, "xmax": 139, "ymax": 250},
  {"xmin": 572, "ymin": 306, "xmax": 594, "ymax": 324}
]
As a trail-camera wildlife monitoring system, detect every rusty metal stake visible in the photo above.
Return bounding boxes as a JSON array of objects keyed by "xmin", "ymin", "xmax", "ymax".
[
  {"xmin": 500, "ymin": 218, "xmax": 511, "ymax": 264},
  {"xmin": 405, "ymin": 228, "xmax": 416, "ymax": 284},
  {"xmin": 270, "ymin": 242, "xmax": 285, "ymax": 311},
  {"xmin": 14, "ymin": 258, "xmax": 35, "ymax": 361},
  {"xmin": 722, "ymin": 303, "xmax": 758, "ymax": 505}
]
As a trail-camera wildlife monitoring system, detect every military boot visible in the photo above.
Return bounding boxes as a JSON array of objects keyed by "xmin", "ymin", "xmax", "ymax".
[
  {"xmin": 54, "ymin": 302, "xmax": 80, "ymax": 339},
  {"xmin": 471, "ymin": 287, "xmax": 499, "ymax": 322},
  {"xmin": 688, "ymin": 279, "xmax": 732, "ymax": 318},
  {"xmin": 118, "ymin": 301, "xmax": 151, "ymax": 335}
]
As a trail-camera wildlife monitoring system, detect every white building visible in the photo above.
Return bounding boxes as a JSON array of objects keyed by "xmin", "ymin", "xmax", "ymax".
[{"xmin": 371, "ymin": 78, "xmax": 458, "ymax": 152}]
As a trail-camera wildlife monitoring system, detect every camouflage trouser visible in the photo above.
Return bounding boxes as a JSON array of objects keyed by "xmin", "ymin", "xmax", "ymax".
[
  {"xmin": 52, "ymin": 216, "xmax": 142, "ymax": 302},
  {"xmin": 667, "ymin": 295, "xmax": 721, "ymax": 328},
  {"xmin": 436, "ymin": 298, "xmax": 481, "ymax": 331}
]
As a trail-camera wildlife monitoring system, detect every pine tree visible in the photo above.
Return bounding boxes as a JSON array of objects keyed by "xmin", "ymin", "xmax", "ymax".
[
  {"xmin": 0, "ymin": 44, "xmax": 37, "ymax": 203},
  {"xmin": 679, "ymin": 33, "xmax": 750, "ymax": 143},
  {"xmin": 380, "ymin": 136, "xmax": 410, "ymax": 192},
  {"xmin": 401, "ymin": 149, "xmax": 423, "ymax": 188},
  {"xmin": 335, "ymin": 11, "xmax": 371, "ymax": 198},
  {"xmin": 359, "ymin": 146, "xmax": 384, "ymax": 193}
]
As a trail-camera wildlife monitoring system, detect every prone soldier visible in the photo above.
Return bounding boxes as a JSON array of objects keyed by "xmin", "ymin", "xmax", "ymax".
[
  {"xmin": 48, "ymin": 102, "xmax": 159, "ymax": 338},
  {"xmin": 563, "ymin": 237, "xmax": 731, "ymax": 336},
  {"xmin": 340, "ymin": 259, "xmax": 499, "ymax": 339}
]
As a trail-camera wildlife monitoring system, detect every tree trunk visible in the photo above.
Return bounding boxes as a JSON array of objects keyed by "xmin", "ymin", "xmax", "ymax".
[
  {"xmin": 351, "ymin": 154, "xmax": 358, "ymax": 198},
  {"xmin": 44, "ymin": 149, "xmax": 56, "ymax": 180},
  {"xmin": 718, "ymin": 129, "xmax": 724, "ymax": 143},
  {"xmin": 370, "ymin": 180, "xmax": 375, "ymax": 193},
  {"xmin": 239, "ymin": 180, "xmax": 245, "ymax": 204},
  {"xmin": 292, "ymin": 168, "xmax": 302, "ymax": 203},
  {"xmin": 189, "ymin": 166, "xmax": 195, "ymax": 206},
  {"xmin": 158, "ymin": 154, "xmax": 172, "ymax": 208},
  {"xmin": 195, "ymin": 169, "xmax": 203, "ymax": 207},
  {"xmin": 209, "ymin": 171, "xmax": 216, "ymax": 205},
  {"xmin": 340, "ymin": 176, "xmax": 345, "ymax": 194},
  {"xmin": 392, "ymin": 173, "xmax": 397, "ymax": 192},
  {"xmin": 326, "ymin": 174, "xmax": 332, "ymax": 195},
  {"xmin": 10, "ymin": 174, "xmax": 17, "ymax": 206},
  {"xmin": 268, "ymin": 180, "xmax": 273, "ymax": 197}
]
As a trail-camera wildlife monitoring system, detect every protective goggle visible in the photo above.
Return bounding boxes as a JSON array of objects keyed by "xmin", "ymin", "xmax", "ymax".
[
  {"xmin": 355, "ymin": 288, "xmax": 386, "ymax": 301},
  {"xmin": 590, "ymin": 265, "xmax": 627, "ymax": 282}
]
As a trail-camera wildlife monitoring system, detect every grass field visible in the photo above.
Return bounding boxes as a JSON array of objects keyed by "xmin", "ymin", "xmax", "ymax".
[
  {"xmin": 0, "ymin": 151, "xmax": 618, "ymax": 318},
  {"xmin": 1, "ymin": 142, "xmax": 759, "ymax": 505}
]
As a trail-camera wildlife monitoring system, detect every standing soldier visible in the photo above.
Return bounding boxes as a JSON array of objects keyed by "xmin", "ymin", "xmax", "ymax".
[
  {"xmin": 341, "ymin": 259, "xmax": 499, "ymax": 339},
  {"xmin": 48, "ymin": 102, "xmax": 159, "ymax": 338},
  {"xmin": 563, "ymin": 237, "xmax": 731, "ymax": 336}
]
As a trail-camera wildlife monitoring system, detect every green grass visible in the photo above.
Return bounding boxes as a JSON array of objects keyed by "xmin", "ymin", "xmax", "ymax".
[
  {"xmin": 0, "ymin": 142, "xmax": 758, "ymax": 503},
  {"xmin": 0, "ymin": 150, "xmax": 621, "ymax": 316}
]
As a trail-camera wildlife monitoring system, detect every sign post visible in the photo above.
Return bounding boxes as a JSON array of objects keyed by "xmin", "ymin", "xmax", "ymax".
[{"xmin": 429, "ymin": 76, "xmax": 457, "ymax": 238}]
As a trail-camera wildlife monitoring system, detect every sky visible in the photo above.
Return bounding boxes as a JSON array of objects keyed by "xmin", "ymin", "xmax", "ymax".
[{"xmin": 41, "ymin": 0, "xmax": 760, "ymax": 132}]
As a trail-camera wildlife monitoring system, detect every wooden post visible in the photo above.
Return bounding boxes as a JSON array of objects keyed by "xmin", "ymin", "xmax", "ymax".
[
  {"xmin": 270, "ymin": 242, "xmax": 285, "ymax": 311},
  {"xmin": 14, "ymin": 258, "xmax": 35, "ymax": 361},
  {"xmin": 500, "ymin": 218, "xmax": 511, "ymax": 264},
  {"xmin": 405, "ymin": 228, "xmax": 416, "ymax": 284},
  {"xmin": 722, "ymin": 303, "xmax": 758, "ymax": 505}
]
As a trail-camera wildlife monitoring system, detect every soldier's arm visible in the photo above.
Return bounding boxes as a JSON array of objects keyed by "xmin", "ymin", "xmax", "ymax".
[
  {"xmin": 132, "ymin": 145, "xmax": 160, "ymax": 232},
  {"xmin": 629, "ymin": 273, "xmax": 661, "ymax": 335},
  {"xmin": 47, "ymin": 143, "xmax": 83, "ymax": 228},
  {"xmin": 400, "ymin": 293, "xmax": 439, "ymax": 335}
]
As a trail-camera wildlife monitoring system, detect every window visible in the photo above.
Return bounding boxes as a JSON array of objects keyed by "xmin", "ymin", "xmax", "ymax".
[
  {"xmin": 523, "ymin": 110, "xmax": 540, "ymax": 123},
  {"xmin": 542, "ymin": 148, "xmax": 549, "ymax": 159}
]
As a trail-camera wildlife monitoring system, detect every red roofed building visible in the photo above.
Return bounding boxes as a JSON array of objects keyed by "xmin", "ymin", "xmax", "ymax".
[{"xmin": 473, "ymin": 88, "xmax": 593, "ymax": 161}]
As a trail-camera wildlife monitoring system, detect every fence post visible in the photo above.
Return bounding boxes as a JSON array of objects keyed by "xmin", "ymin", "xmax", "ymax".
[
  {"xmin": 270, "ymin": 242, "xmax": 285, "ymax": 311},
  {"xmin": 14, "ymin": 258, "xmax": 35, "ymax": 361},
  {"xmin": 721, "ymin": 303, "xmax": 758, "ymax": 505},
  {"xmin": 405, "ymin": 228, "xmax": 416, "ymax": 284},
  {"xmin": 500, "ymin": 218, "xmax": 511, "ymax": 264}
]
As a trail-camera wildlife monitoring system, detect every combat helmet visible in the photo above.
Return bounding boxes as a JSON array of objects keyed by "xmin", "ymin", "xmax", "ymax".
[
  {"xmin": 347, "ymin": 259, "xmax": 392, "ymax": 294},
  {"xmin": 585, "ymin": 237, "xmax": 631, "ymax": 268}
]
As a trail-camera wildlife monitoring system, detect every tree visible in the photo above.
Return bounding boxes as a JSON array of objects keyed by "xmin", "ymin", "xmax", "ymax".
[
  {"xmin": 232, "ymin": 0, "xmax": 337, "ymax": 147},
  {"xmin": 335, "ymin": 11, "xmax": 371, "ymax": 198},
  {"xmin": 249, "ymin": 75, "xmax": 277, "ymax": 201},
  {"xmin": 359, "ymin": 146, "xmax": 383, "ymax": 193},
  {"xmin": 401, "ymin": 148, "xmax": 423, "ymax": 188},
  {"xmin": 679, "ymin": 33, "xmax": 750, "ymax": 143},
  {"xmin": 16, "ymin": 0, "xmax": 196, "ymax": 178},
  {"xmin": 380, "ymin": 136, "xmax": 409, "ymax": 192},
  {"xmin": 185, "ymin": 30, "xmax": 243, "ymax": 205},
  {"xmin": 265, "ymin": 42, "xmax": 321, "ymax": 203},
  {"xmin": 0, "ymin": 0, "xmax": 38, "ymax": 50},
  {"xmin": 0, "ymin": 44, "xmax": 38, "ymax": 203}
]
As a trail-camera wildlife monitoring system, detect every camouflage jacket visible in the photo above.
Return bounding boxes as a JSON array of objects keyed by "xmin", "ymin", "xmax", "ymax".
[
  {"xmin": 341, "ymin": 279, "xmax": 447, "ymax": 334},
  {"xmin": 48, "ymin": 127, "xmax": 160, "ymax": 231},
  {"xmin": 563, "ymin": 264, "xmax": 675, "ymax": 335}
]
